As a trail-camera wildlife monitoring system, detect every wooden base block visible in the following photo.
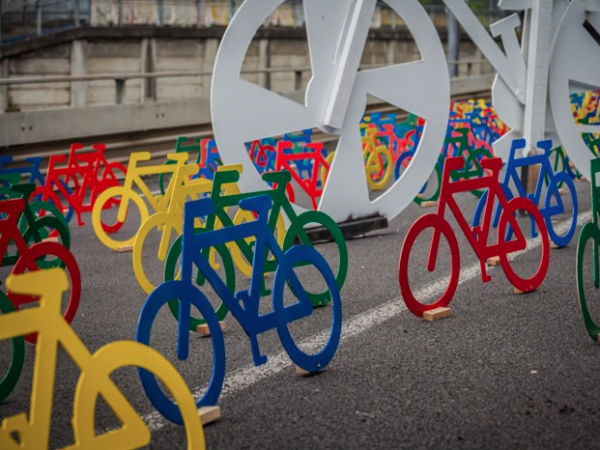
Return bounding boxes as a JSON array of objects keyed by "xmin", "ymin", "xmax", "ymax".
[
  {"xmin": 295, "ymin": 365, "xmax": 317, "ymax": 376},
  {"xmin": 198, "ymin": 406, "xmax": 221, "ymax": 425},
  {"xmin": 551, "ymin": 241, "xmax": 562, "ymax": 249},
  {"xmin": 420, "ymin": 200, "xmax": 437, "ymax": 208},
  {"xmin": 415, "ymin": 193, "xmax": 424, "ymax": 199},
  {"xmin": 116, "ymin": 244, "xmax": 134, "ymax": 253},
  {"xmin": 43, "ymin": 236, "xmax": 60, "ymax": 244},
  {"xmin": 513, "ymin": 287, "xmax": 536, "ymax": 295},
  {"xmin": 487, "ymin": 256, "xmax": 501, "ymax": 267},
  {"xmin": 196, "ymin": 321, "xmax": 226, "ymax": 337},
  {"xmin": 558, "ymin": 188, "xmax": 565, "ymax": 195},
  {"xmin": 423, "ymin": 307, "xmax": 451, "ymax": 322}
]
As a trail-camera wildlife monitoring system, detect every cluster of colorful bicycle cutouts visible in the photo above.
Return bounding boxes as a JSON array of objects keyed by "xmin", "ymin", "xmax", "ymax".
[
  {"xmin": 398, "ymin": 138, "xmax": 579, "ymax": 318},
  {"xmin": 88, "ymin": 146, "xmax": 348, "ymax": 417}
]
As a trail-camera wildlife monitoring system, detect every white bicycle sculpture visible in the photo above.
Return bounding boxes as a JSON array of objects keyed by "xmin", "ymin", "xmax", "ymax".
[{"xmin": 211, "ymin": 0, "xmax": 600, "ymax": 223}]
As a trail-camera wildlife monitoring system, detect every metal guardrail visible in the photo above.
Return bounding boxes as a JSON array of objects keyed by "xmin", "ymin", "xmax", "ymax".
[{"xmin": 0, "ymin": 59, "xmax": 488, "ymax": 105}]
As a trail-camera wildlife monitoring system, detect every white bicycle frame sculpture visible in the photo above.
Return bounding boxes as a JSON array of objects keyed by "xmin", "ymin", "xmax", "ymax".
[{"xmin": 211, "ymin": 0, "xmax": 600, "ymax": 223}]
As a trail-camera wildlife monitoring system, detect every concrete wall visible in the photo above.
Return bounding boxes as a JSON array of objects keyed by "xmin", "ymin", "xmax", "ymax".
[{"xmin": 0, "ymin": 28, "xmax": 493, "ymax": 113}]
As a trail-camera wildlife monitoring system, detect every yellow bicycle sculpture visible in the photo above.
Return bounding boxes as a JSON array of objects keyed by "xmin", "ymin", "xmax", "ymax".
[
  {"xmin": 132, "ymin": 163, "xmax": 286, "ymax": 294},
  {"xmin": 0, "ymin": 269, "xmax": 205, "ymax": 450},
  {"xmin": 361, "ymin": 127, "xmax": 393, "ymax": 191},
  {"xmin": 92, "ymin": 151, "xmax": 192, "ymax": 251}
]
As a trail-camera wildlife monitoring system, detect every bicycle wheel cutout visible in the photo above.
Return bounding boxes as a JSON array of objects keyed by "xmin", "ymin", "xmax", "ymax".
[
  {"xmin": 273, "ymin": 245, "xmax": 342, "ymax": 372},
  {"xmin": 137, "ymin": 281, "xmax": 226, "ymax": 419},
  {"xmin": 498, "ymin": 197, "xmax": 549, "ymax": 293},
  {"xmin": 398, "ymin": 214, "xmax": 459, "ymax": 317},
  {"xmin": 165, "ymin": 236, "xmax": 234, "ymax": 327},
  {"xmin": 283, "ymin": 210, "xmax": 348, "ymax": 307},
  {"xmin": 9, "ymin": 242, "xmax": 81, "ymax": 344}
]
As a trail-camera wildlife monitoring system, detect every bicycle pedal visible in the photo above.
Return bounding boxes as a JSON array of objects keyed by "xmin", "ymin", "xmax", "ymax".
[
  {"xmin": 422, "ymin": 307, "xmax": 451, "ymax": 322},
  {"xmin": 196, "ymin": 321, "xmax": 226, "ymax": 337},
  {"xmin": 198, "ymin": 406, "xmax": 221, "ymax": 425}
]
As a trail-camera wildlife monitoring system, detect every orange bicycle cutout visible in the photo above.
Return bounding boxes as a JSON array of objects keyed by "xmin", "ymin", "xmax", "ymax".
[
  {"xmin": 33, "ymin": 143, "xmax": 126, "ymax": 232},
  {"xmin": 398, "ymin": 156, "xmax": 550, "ymax": 317},
  {"xmin": 0, "ymin": 269, "xmax": 205, "ymax": 450},
  {"xmin": 92, "ymin": 151, "xmax": 190, "ymax": 251}
]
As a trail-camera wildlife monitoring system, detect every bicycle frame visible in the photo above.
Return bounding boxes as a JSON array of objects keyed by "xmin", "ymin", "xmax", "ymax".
[
  {"xmin": 117, "ymin": 152, "xmax": 189, "ymax": 222},
  {"xmin": 275, "ymin": 141, "xmax": 330, "ymax": 210},
  {"xmin": 179, "ymin": 196, "xmax": 313, "ymax": 366},
  {"xmin": 0, "ymin": 156, "xmax": 45, "ymax": 186},
  {"xmin": 498, "ymin": 139, "xmax": 565, "ymax": 233},
  {"xmin": 0, "ymin": 199, "xmax": 42, "ymax": 269},
  {"xmin": 0, "ymin": 269, "xmax": 204, "ymax": 450},
  {"xmin": 204, "ymin": 168, "xmax": 295, "ymax": 277},
  {"xmin": 431, "ymin": 156, "xmax": 527, "ymax": 281}
]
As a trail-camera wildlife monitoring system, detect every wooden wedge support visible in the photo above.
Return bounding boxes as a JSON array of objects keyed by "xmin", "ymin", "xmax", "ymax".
[
  {"xmin": 196, "ymin": 321, "xmax": 226, "ymax": 337},
  {"xmin": 513, "ymin": 287, "xmax": 536, "ymax": 295},
  {"xmin": 43, "ymin": 236, "xmax": 60, "ymax": 244},
  {"xmin": 423, "ymin": 307, "xmax": 451, "ymax": 322},
  {"xmin": 116, "ymin": 244, "xmax": 134, "ymax": 253},
  {"xmin": 550, "ymin": 241, "xmax": 561, "ymax": 249},
  {"xmin": 198, "ymin": 406, "xmax": 221, "ymax": 425},
  {"xmin": 295, "ymin": 365, "xmax": 317, "ymax": 376},
  {"xmin": 420, "ymin": 200, "xmax": 437, "ymax": 208},
  {"xmin": 558, "ymin": 188, "xmax": 565, "ymax": 195},
  {"xmin": 487, "ymin": 256, "xmax": 501, "ymax": 267}
]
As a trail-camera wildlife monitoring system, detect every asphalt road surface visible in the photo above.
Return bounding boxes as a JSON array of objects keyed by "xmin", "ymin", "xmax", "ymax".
[{"xmin": 1, "ymin": 175, "xmax": 598, "ymax": 450}]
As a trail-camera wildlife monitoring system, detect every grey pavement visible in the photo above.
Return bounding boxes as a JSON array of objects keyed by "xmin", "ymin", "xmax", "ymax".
[{"xmin": 0, "ymin": 175, "xmax": 597, "ymax": 450}]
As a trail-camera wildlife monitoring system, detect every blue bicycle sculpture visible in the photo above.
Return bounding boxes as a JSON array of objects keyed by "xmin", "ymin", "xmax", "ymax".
[
  {"xmin": 0, "ymin": 156, "xmax": 45, "ymax": 187},
  {"xmin": 473, "ymin": 138, "xmax": 578, "ymax": 248},
  {"xmin": 136, "ymin": 194, "xmax": 342, "ymax": 422}
]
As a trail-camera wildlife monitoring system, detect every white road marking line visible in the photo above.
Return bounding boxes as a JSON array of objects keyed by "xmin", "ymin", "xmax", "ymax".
[{"xmin": 142, "ymin": 209, "xmax": 591, "ymax": 432}]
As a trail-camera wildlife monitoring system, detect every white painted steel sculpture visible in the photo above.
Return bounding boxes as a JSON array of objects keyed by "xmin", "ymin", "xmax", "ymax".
[{"xmin": 211, "ymin": 0, "xmax": 600, "ymax": 222}]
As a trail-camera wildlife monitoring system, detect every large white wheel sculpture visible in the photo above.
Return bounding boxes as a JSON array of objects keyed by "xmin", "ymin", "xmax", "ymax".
[
  {"xmin": 550, "ymin": 1, "xmax": 600, "ymax": 179},
  {"xmin": 211, "ymin": 0, "xmax": 450, "ymax": 222}
]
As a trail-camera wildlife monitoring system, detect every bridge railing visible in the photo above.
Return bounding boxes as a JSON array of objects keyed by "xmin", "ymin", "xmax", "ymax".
[{"xmin": 0, "ymin": 59, "xmax": 489, "ymax": 112}]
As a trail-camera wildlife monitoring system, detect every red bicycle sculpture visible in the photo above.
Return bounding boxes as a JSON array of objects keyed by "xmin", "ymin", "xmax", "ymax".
[
  {"xmin": 275, "ymin": 141, "xmax": 331, "ymax": 210},
  {"xmin": 0, "ymin": 198, "xmax": 81, "ymax": 343},
  {"xmin": 34, "ymin": 143, "xmax": 126, "ymax": 232},
  {"xmin": 398, "ymin": 156, "xmax": 550, "ymax": 317}
]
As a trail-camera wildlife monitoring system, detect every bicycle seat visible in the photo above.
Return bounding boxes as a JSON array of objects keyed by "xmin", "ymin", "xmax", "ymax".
[
  {"xmin": 239, "ymin": 195, "xmax": 273, "ymax": 218},
  {"xmin": 7, "ymin": 267, "xmax": 69, "ymax": 300},
  {"xmin": 9, "ymin": 183, "xmax": 35, "ymax": 198},
  {"xmin": 214, "ymin": 168, "xmax": 241, "ymax": 184},
  {"xmin": 262, "ymin": 170, "xmax": 291, "ymax": 184},
  {"xmin": 130, "ymin": 151, "xmax": 153, "ymax": 164},
  {"xmin": 444, "ymin": 156, "xmax": 466, "ymax": 172},
  {"xmin": 480, "ymin": 157, "xmax": 503, "ymax": 172},
  {"xmin": 509, "ymin": 138, "xmax": 527, "ymax": 159},
  {"xmin": 0, "ymin": 198, "xmax": 25, "ymax": 219},
  {"xmin": 166, "ymin": 152, "xmax": 189, "ymax": 164}
]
